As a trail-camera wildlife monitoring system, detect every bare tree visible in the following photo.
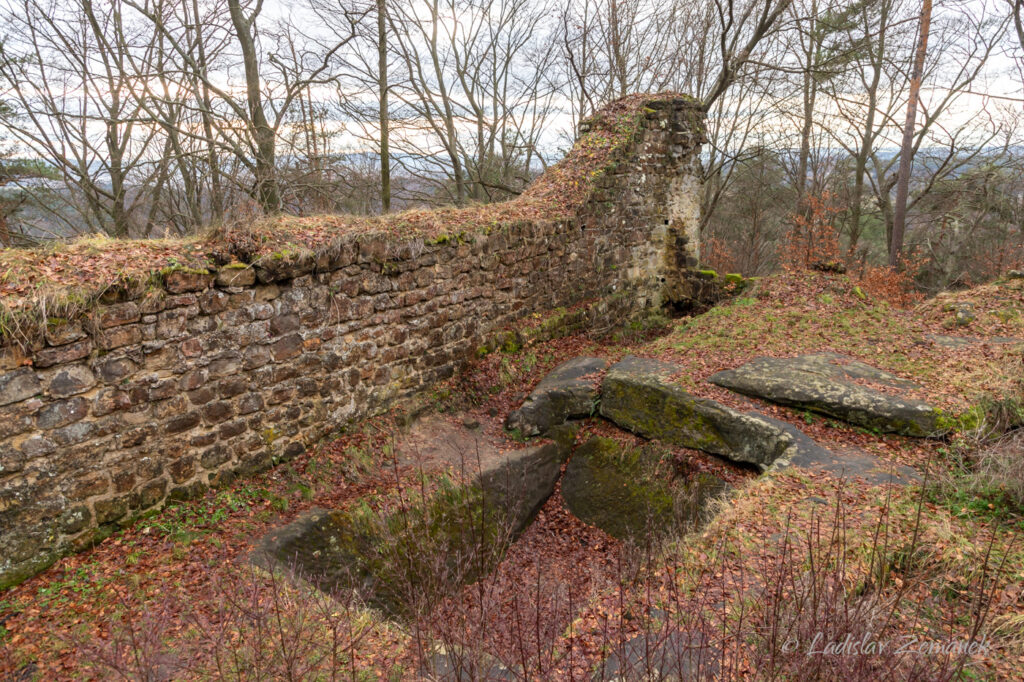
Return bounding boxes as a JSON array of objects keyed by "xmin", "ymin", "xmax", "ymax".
[
  {"xmin": 782, "ymin": 0, "xmax": 869, "ymax": 206},
  {"xmin": 0, "ymin": 0, "xmax": 166, "ymax": 237},
  {"xmin": 889, "ymin": 0, "xmax": 932, "ymax": 267},
  {"xmin": 1010, "ymin": 0, "xmax": 1024, "ymax": 50},
  {"xmin": 700, "ymin": 0, "xmax": 795, "ymax": 108},
  {"xmin": 124, "ymin": 0, "xmax": 364, "ymax": 214},
  {"xmin": 383, "ymin": 0, "xmax": 556, "ymax": 205},
  {"xmin": 818, "ymin": 0, "xmax": 1005, "ymax": 263},
  {"xmin": 377, "ymin": 0, "xmax": 391, "ymax": 212}
]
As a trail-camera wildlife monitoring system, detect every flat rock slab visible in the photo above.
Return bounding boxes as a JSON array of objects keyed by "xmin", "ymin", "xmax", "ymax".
[
  {"xmin": 708, "ymin": 353, "xmax": 941, "ymax": 437},
  {"xmin": 506, "ymin": 357, "xmax": 608, "ymax": 436},
  {"xmin": 599, "ymin": 355, "xmax": 797, "ymax": 470},
  {"xmin": 395, "ymin": 413, "xmax": 507, "ymax": 475},
  {"xmin": 923, "ymin": 334, "xmax": 1023, "ymax": 349},
  {"xmin": 752, "ymin": 411, "xmax": 920, "ymax": 486},
  {"xmin": 254, "ymin": 506, "xmax": 367, "ymax": 594},
  {"xmin": 391, "ymin": 413, "xmax": 577, "ymax": 532},
  {"xmin": 255, "ymin": 435, "xmax": 572, "ymax": 611},
  {"xmin": 477, "ymin": 430, "xmax": 575, "ymax": 533}
]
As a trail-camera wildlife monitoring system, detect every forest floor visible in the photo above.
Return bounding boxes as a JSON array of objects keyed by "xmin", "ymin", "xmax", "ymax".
[{"xmin": 1, "ymin": 271, "xmax": 1022, "ymax": 681}]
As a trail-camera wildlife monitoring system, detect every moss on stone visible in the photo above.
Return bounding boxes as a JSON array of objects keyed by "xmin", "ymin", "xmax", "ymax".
[
  {"xmin": 934, "ymin": 396, "xmax": 1024, "ymax": 436},
  {"xmin": 562, "ymin": 437, "xmax": 675, "ymax": 540},
  {"xmin": 158, "ymin": 264, "xmax": 210, "ymax": 277},
  {"xmin": 269, "ymin": 476, "xmax": 511, "ymax": 616},
  {"xmin": 0, "ymin": 549, "xmax": 59, "ymax": 591},
  {"xmin": 561, "ymin": 437, "xmax": 726, "ymax": 541},
  {"xmin": 601, "ymin": 374, "xmax": 732, "ymax": 454},
  {"xmin": 522, "ymin": 307, "xmax": 589, "ymax": 344},
  {"xmin": 427, "ymin": 232, "xmax": 469, "ymax": 246}
]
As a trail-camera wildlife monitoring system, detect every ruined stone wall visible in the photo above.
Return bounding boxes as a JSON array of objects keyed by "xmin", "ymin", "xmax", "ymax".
[{"xmin": 0, "ymin": 96, "xmax": 705, "ymax": 587}]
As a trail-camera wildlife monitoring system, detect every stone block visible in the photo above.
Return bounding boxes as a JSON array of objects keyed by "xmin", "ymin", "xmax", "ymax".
[
  {"xmin": 93, "ymin": 388, "xmax": 133, "ymax": 417},
  {"xmin": 165, "ymin": 411, "xmax": 201, "ymax": 434},
  {"xmin": 156, "ymin": 310, "xmax": 188, "ymax": 339},
  {"xmin": 51, "ymin": 421, "xmax": 96, "ymax": 446},
  {"xmin": 202, "ymin": 400, "xmax": 234, "ymax": 425},
  {"xmin": 167, "ymin": 456, "xmax": 196, "ymax": 484},
  {"xmin": 36, "ymin": 397, "xmax": 89, "ymax": 430},
  {"xmin": 199, "ymin": 289, "xmax": 230, "ymax": 314},
  {"xmin": 138, "ymin": 479, "xmax": 167, "ymax": 509},
  {"xmin": 97, "ymin": 325, "xmax": 142, "ymax": 350},
  {"xmin": 95, "ymin": 355, "xmax": 138, "ymax": 383},
  {"xmin": 164, "ymin": 270, "xmax": 213, "ymax": 294},
  {"xmin": 238, "ymin": 394, "xmax": 264, "ymax": 415},
  {"xmin": 94, "ymin": 496, "xmax": 130, "ymax": 525},
  {"xmin": 45, "ymin": 321, "xmax": 87, "ymax": 346},
  {"xmin": 96, "ymin": 302, "xmax": 140, "ymax": 328},
  {"xmin": 65, "ymin": 471, "xmax": 110, "ymax": 501},
  {"xmin": 216, "ymin": 265, "xmax": 256, "ymax": 287},
  {"xmin": 0, "ymin": 443, "xmax": 23, "ymax": 474},
  {"xmin": 60, "ymin": 506, "xmax": 91, "ymax": 534},
  {"xmin": 46, "ymin": 364, "xmax": 96, "ymax": 398},
  {"xmin": 271, "ymin": 333, "xmax": 303, "ymax": 362},
  {"xmin": 34, "ymin": 339, "xmax": 92, "ymax": 367},
  {"xmin": 0, "ymin": 368, "xmax": 41, "ymax": 406},
  {"xmin": 217, "ymin": 376, "xmax": 249, "ymax": 398},
  {"xmin": 269, "ymin": 314, "xmax": 300, "ymax": 336}
]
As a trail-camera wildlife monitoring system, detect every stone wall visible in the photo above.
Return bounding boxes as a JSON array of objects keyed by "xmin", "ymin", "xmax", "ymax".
[{"xmin": 0, "ymin": 95, "xmax": 706, "ymax": 588}]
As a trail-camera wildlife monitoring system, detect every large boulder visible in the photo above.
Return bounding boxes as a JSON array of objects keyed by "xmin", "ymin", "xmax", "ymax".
[
  {"xmin": 708, "ymin": 353, "xmax": 941, "ymax": 437},
  {"xmin": 599, "ymin": 356, "xmax": 796, "ymax": 469},
  {"xmin": 476, "ymin": 426, "xmax": 576, "ymax": 533},
  {"xmin": 506, "ymin": 357, "xmax": 608, "ymax": 436},
  {"xmin": 255, "ymin": 436, "xmax": 573, "ymax": 614},
  {"xmin": 561, "ymin": 437, "xmax": 726, "ymax": 540}
]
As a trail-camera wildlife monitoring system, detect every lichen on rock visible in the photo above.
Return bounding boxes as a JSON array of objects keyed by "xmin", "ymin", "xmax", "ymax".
[{"xmin": 709, "ymin": 353, "xmax": 942, "ymax": 437}]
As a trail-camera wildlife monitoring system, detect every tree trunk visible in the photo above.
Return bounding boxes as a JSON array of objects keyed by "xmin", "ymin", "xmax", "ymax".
[
  {"xmin": 378, "ymin": 0, "xmax": 391, "ymax": 213},
  {"xmin": 847, "ymin": 1, "xmax": 886, "ymax": 259},
  {"xmin": 193, "ymin": 0, "xmax": 223, "ymax": 222},
  {"xmin": 107, "ymin": 120, "xmax": 129, "ymax": 237},
  {"xmin": 1014, "ymin": 0, "xmax": 1024, "ymax": 52},
  {"xmin": 0, "ymin": 209, "xmax": 11, "ymax": 247},
  {"xmin": 427, "ymin": 0, "xmax": 464, "ymax": 205},
  {"xmin": 889, "ymin": 0, "xmax": 932, "ymax": 267},
  {"xmin": 609, "ymin": 0, "xmax": 627, "ymax": 97},
  {"xmin": 795, "ymin": 0, "xmax": 817, "ymax": 205},
  {"xmin": 228, "ymin": 0, "xmax": 281, "ymax": 213}
]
